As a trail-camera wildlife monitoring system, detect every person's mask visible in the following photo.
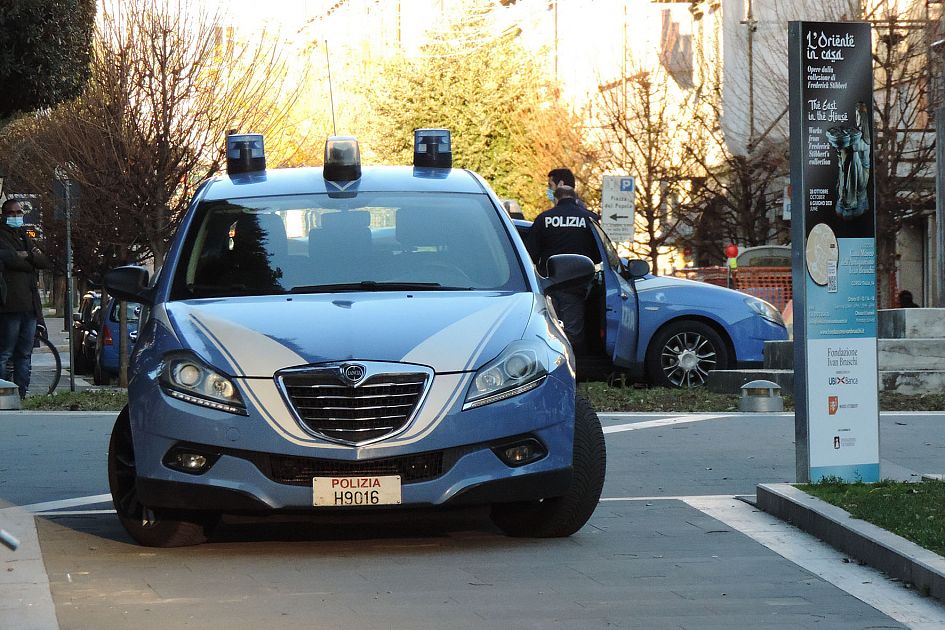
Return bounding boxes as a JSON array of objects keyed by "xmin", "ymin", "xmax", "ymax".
[
  {"xmin": 5, "ymin": 216, "xmax": 23, "ymax": 228},
  {"xmin": 546, "ymin": 188, "xmax": 555, "ymax": 202}
]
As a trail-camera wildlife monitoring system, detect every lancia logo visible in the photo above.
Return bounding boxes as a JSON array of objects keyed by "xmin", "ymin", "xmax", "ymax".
[{"xmin": 340, "ymin": 363, "xmax": 366, "ymax": 385}]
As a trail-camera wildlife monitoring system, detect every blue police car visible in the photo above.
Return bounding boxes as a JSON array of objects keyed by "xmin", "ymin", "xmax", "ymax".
[
  {"xmin": 513, "ymin": 220, "xmax": 789, "ymax": 387},
  {"xmin": 104, "ymin": 130, "xmax": 607, "ymax": 546}
]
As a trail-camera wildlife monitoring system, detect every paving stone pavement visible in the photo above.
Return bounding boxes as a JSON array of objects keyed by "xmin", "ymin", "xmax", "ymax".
[{"xmin": 4, "ymin": 412, "xmax": 942, "ymax": 629}]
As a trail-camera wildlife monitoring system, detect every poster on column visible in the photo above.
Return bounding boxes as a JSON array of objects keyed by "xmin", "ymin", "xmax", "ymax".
[{"xmin": 789, "ymin": 21, "xmax": 879, "ymax": 483}]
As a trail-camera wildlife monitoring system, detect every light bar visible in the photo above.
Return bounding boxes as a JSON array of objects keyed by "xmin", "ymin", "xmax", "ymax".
[
  {"xmin": 226, "ymin": 133, "xmax": 266, "ymax": 175},
  {"xmin": 413, "ymin": 128, "xmax": 452, "ymax": 168},
  {"xmin": 324, "ymin": 136, "xmax": 361, "ymax": 182}
]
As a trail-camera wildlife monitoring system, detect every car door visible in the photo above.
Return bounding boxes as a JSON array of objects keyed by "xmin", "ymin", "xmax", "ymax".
[{"xmin": 590, "ymin": 223, "xmax": 637, "ymax": 368}]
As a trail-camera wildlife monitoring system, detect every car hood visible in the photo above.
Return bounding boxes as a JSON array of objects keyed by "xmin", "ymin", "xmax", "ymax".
[{"xmin": 162, "ymin": 292, "xmax": 535, "ymax": 377}]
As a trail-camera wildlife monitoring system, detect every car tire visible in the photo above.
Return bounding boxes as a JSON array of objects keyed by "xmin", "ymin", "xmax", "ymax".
[
  {"xmin": 490, "ymin": 395, "xmax": 606, "ymax": 538},
  {"xmin": 108, "ymin": 407, "xmax": 218, "ymax": 547},
  {"xmin": 72, "ymin": 335, "xmax": 90, "ymax": 374},
  {"xmin": 93, "ymin": 355, "xmax": 108, "ymax": 386},
  {"xmin": 646, "ymin": 320, "xmax": 729, "ymax": 388}
]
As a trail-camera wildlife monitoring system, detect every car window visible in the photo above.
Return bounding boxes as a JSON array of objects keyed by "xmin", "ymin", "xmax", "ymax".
[
  {"xmin": 80, "ymin": 296, "xmax": 98, "ymax": 322},
  {"xmin": 591, "ymin": 223, "xmax": 622, "ymax": 272},
  {"xmin": 109, "ymin": 300, "xmax": 140, "ymax": 323},
  {"xmin": 171, "ymin": 192, "xmax": 527, "ymax": 299}
]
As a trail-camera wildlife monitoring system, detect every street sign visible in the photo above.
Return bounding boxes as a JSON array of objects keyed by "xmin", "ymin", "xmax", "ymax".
[
  {"xmin": 600, "ymin": 175, "xmax": 635, "ymax": 243},
  {"xmin": 52, "ymin": 177, "xmax": 80, "ymax": 222}
]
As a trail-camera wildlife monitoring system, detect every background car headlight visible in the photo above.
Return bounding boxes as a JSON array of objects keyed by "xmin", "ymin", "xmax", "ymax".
[
  {"xmin": 464, "ymin": 340, "xmax": 551, "ymax": 410},
  {"xmin": 160, "ymin": 353, "xmax": 246, "ymax": 415},
  {"xmin": 745, "ymin": 297, "xmax": 785, "ymax": 327}
]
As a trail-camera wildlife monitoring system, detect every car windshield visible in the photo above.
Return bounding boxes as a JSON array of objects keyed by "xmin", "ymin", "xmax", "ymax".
[{"xmin": 171, "ymin": 192, "xmax": 527, "ymax": 299}]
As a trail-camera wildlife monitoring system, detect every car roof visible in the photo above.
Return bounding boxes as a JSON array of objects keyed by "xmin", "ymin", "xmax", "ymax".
[{"xmin": 201, "ymin": 166, "xmax": 488, "ymax": 201}]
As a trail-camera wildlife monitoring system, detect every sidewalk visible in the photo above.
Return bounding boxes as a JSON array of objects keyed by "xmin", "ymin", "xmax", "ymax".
[{"xmin": 757, "ymin": 483, "xmax": 945, "ymax": 603}]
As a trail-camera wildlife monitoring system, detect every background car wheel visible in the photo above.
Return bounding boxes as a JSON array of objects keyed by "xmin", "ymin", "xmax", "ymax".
[
  {"xmin": 93, "ymin": 355, "xmax": 109, "ymax": 386},
  {"xmin": 646, "ymin": 320, "xmax": 729, "ymax": 388},
  {"xmin": 108, "ymin": 407, "xmax": 218, "ymax": 547},
  {"xmin": 490, "ymin": 395, "xmax": 606, "ymax": 538},
  {"xmin": 72, "ymin": 337, "xmax": 90, "ymax": 374}
]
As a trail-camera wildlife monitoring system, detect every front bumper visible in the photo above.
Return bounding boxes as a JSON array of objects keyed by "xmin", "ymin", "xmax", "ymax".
[
  {"xmin": 127, "ymin": 366, "xmax": 576, "ymax": 512},
  {"xmin": 136, "ymin": 462, "xmax": 572, "ymax": 513},
  {"xmin": 730, "ymin": 316, "xmax": 789, "ymax": 363}
]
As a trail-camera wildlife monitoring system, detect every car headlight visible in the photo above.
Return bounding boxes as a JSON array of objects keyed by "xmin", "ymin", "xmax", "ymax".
[
  {"xmin": 463, "ymin": 340, "xmax": 553, "ymax": 410},
  {"xmin": 159, "ymin": 352, "xmax": 246, "ymax": 415},
  {"xmin": 745, "ymin": 297, "xmax": 785, "ymax": 327}
]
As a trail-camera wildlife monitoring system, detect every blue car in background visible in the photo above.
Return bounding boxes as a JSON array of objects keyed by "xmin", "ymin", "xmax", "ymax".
[
  {"xmin": 103, "ymin": 130, "xmax": 608, "ymax": 547},
  {"xmin": 514, "ymin": 220, "xmax": 788, "ymax": 387},
  {"xmin": 93, "ymin": 297, "xmax": 140, "ymax": 385}
]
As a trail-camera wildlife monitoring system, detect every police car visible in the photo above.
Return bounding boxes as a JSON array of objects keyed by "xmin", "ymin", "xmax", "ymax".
[
  {"xmin": 514, "ymin": 220, "xmax": 789, "ymax": 387},
  {"xmin": 104, "ymin": 130, "xmax": 607, "ymax": 546}
]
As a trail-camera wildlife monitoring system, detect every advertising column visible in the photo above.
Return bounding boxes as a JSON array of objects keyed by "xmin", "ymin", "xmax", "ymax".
[{"xmin": 788, "ymin": 22, "xmax": 879, "ymax": 483}]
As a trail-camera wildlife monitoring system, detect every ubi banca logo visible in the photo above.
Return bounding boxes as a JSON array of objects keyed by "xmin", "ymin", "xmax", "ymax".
[{"xmin": 828, "ymin": 376, "xmax": 858, "ymax": 386}]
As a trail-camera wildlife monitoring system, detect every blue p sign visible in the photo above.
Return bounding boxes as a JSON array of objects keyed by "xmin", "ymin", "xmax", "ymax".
[{"xmin": 620, "ymin": 178, "xmax": 634, "ymax": 192}]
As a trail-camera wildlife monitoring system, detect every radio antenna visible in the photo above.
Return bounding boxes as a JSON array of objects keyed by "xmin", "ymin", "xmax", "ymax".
[{"xmin": 325, "ymin": 40, "xmax": 337, "ymax": 135}]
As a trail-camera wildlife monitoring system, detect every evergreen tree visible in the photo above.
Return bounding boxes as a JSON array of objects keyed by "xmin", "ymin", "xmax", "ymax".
[{"xmin": 0, "ymin": 0, "xmax": 95, "ymax": 123}]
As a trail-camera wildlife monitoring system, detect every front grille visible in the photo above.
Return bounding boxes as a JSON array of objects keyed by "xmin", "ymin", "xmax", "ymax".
[
  {"xmin": 281, "ymin": 369, "xmax": 428, "ymax": 444},
  {"xmin": 269, "ymin": 451, "xmax": 445, "ymax": 485}
]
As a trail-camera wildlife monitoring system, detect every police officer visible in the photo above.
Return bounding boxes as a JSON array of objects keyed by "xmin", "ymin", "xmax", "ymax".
[{"xmin": 525, "ymin": 184, "xmax": 601, "ymax": 354}]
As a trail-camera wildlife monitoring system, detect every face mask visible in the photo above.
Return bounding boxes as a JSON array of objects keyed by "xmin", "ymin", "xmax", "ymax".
[
  {"xmin": 5, "ymin": 217, "xmax": 23, "ymax": 228},
  {"xmin": 546, "ymin": 188, "xmax": 555, "ymax": 202}
]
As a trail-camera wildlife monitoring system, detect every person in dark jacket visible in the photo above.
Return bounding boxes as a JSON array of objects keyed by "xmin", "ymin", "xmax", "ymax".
[
  {"xmin": 898, "ymin": 290, "xmax": 919, "ymax": 308},
  {"xmin": 0, "ymin": 199, "xmax": 50, "ymax": 398},
  {"xmin": 525, "ymin": 184, "xmax": 601, "ymax": 354}
]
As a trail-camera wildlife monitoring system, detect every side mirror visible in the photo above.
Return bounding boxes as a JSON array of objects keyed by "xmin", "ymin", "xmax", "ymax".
[
  {"xmin": 621, "ymin": 258, "xmax": 650, "ymax": 279},
  {"xmin": 104, "ymin": 266, "xmax": 154, "ymax": 305},
  {"xmin": 72, "ymin": 313, "xmax": 82, "ymax": 323},
  {"xmin": 542, "ymin": 254, "xmax": 595, "ymax": 293}
]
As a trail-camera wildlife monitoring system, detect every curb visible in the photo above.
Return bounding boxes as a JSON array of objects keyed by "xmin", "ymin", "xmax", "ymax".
[{"xmin": 756, "ymin": 483, "xmax": 945, "ymax": 602}]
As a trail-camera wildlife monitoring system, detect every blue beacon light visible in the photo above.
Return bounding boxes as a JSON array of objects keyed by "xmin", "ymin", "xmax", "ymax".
[
  {"xmin": 323, "ymin": 136, "xmax": 362, "ymax": 182},
  {"xmin": 413, "ymin": 128, "xmax": 452, "ymax": 168},
  {"xmin": 226, "ymin": 133, "xmax": 266, "ymax": 175}
]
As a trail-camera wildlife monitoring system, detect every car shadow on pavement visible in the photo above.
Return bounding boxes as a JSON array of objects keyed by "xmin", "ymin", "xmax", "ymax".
[
  {"xmin": 40, "ymin": 505, "xmax": 522, "ymax": 548},
  {"xmin": 212, "ymin": 506, "xmax": 502, "ymax": 544}
]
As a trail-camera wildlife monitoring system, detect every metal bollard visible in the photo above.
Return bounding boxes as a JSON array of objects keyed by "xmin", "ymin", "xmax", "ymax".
[
  {"xmin": 0, "ymin": 379, "xmax": 20, "ymax": 410},
  {"xmin": 737, "ymin": 379, "xmax": 784, "ymax": 412}
]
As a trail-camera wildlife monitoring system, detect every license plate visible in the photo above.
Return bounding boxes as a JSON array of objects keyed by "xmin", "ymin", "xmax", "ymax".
[{"xmin": 313, "ymin": 475, "xmax": 402, "ymax": 507}]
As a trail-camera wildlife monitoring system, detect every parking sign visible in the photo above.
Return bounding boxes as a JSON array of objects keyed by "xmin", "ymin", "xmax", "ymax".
[{"xmin": 601, "ymin": 175, "xmax": 635, "ymax": 243}]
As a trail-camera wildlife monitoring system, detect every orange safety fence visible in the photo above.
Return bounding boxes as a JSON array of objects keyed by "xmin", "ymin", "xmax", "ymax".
[{"xmin": 732, "ymin": 267, "xmax": 793, "ymax": 311}]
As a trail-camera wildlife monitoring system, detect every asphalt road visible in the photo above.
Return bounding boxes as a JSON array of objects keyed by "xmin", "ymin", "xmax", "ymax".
[{"xmin": 2, "ymin": 410, "xmax": 945, "ymax": 629}]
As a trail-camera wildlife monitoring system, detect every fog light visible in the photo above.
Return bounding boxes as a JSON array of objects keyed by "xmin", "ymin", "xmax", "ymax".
[
  {"xmin": 494, "ymin": 438, "xmax": 547, "ymax": 467},
  {"xmin": 179, "ymin": 453, "xmax": 208, "ymax": 470},
  {"xmin": 163, "ymin": 447, "xmax": 219, "ymax": 474}
]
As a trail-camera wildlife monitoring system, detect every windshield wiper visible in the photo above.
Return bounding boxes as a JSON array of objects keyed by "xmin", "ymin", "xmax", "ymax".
[{"xmin": 288, "ymin": 281, "xmax": 467, "ymax": 293}]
